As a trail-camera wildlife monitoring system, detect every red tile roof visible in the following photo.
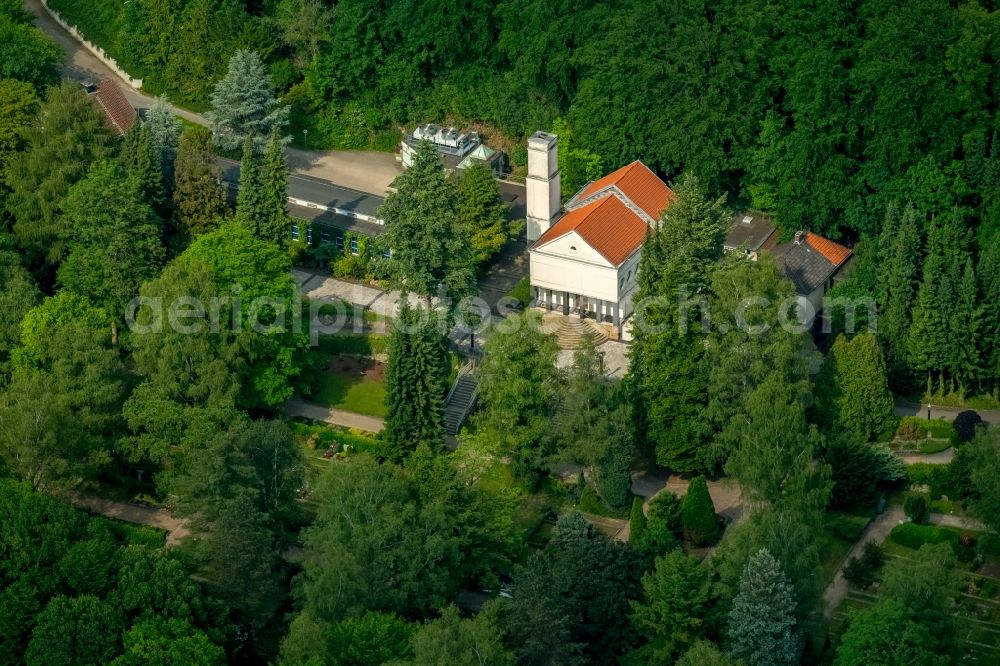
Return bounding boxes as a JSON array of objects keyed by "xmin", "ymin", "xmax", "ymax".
[
  {"xmin": 805, "ymin": 232, "xmax": 852, "ymax": 267},
  {"xmin": 576, "ymin": 161, "xmax": 674, "ymax": 220},
  {"xmin": 92, "ymin": 79, "xmax": 137, "ymax": 136},
  {"xmin": 534, "ymin": 195, "xmax": 649, "ymax": 266}
]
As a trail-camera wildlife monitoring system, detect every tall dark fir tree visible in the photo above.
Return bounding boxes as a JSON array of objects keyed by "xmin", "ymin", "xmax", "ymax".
[{"xmin": 383, "ymin": 299, "xmax": 449, "ymax": 460}]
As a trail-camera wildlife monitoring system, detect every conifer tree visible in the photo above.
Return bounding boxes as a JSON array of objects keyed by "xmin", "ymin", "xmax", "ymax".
[
  {"xmin": 630, "ymin": 550, "xmax": 711, "ymax": 662},
  {"xmin": 173, "ymin": 127, "xmax": 227, "ymax": 236},
  {"xmin": 457, "ymin": 162, "xmax": 509, "ymax": 265},
  {"xmin": 628, "ymin": 174, "xmax": 727, "ymax": 471},
  {"xmin": 727, "ymin": 548, "xmax": 800, "ymax": 666},
  {"xmin": 908, "ymin": 214, "xmax": 966, "ymax": 386},
  {"xmin": 260, "ymin": 133, "xmax": 290, "ymax": 247},
  {"xmin": 144, "ymin": 96, "xmax": 182, "ymax": 191},
  {"xmin": 951, "ymin": 257, "xmax": 981, "ymax": 385},
  {"xmin": 814, "ymin": 332, "xmax": 896, "ymax": 441},
  {"xmin": 681, "ymin": 476, "xmax": 718, "ymax": 546},
  {"xmin": 595, "ymin": 419, "xmax": 633, "ymax": 509},
  {"xmin": 206, "ymin": 50, "xmax": 289, "ymax": 151},
  {"xmin": 978, "ymin": 244, "xmax": 1000, "ymax": 387},
  {"xmin": 874, "ymin": 204, "xmax": 922, "ymax": 365},
  {"xmin": 120, "ymin": 122, "xmax": 165, "ymax": 213},
  {"xmin": 4, "ymin": 82, "xmax": 112, "ymax": 264},
  {"xmin": 379, "ymin": 140, "xmax": 476, "ymax": 305},
  {"xmin": 384, "ymin": 299, "xmax": 448, "ymax": 460},
  {"xmin": 236, "ymin": 138, "xmax": 267, "ymax": 238}
]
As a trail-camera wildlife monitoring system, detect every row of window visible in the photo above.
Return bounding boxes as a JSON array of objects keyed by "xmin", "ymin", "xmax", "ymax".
[{"xmin": 290, "ymin": 224, "xmax": 390, "ymax": 257}]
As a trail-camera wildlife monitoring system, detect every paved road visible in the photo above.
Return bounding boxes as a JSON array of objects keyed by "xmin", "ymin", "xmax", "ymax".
[
  {"xmin": 894, "ymin": 396, "xmax": 1000, "ymax": 424},
  {"xmin": 285, "ymin": 397, "xmax": 385, "ymax": 433},
  {"xmin": 25, "ymin": 0, "xmax": 404, "ymax": 195},
  {"xmin": 67, "ymin": 492, "xmax": 190, "ymax": 547}
]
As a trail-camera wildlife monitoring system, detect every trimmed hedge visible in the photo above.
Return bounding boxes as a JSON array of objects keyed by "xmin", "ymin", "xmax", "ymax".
[
  {"xmin": 826, "ymin": 512, "xmax": 871, "ymax": 541},
  {"xmin": 629, "ymin": 496, "xmax": 646, "ymax": 544},
  {"xmin": 890, "ymin": 523, "xmax": 960, "ymax": 550}
]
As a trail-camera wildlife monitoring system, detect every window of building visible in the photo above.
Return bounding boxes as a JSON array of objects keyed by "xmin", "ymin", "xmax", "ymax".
[
  {"xmin": 383, "ymin": 247, "xmax": 392, "ymax": 258},
  {"xmin": 320, "ymin": 229, "xmax": 331, "ymax": 243},
  {"xmin": 291, "ymin": 224, "xmax": 300, "ymax": 242},
  {"xmin": 306, "ymin": 225, "xmax": 313, "ymax": 244},
  {"xmin": 336, "ymin": 234, "xmax": 344, "ymax": 250},
  {"xmin": 350, "ymin": 237, "xmax": 359, "ymax": 255}
]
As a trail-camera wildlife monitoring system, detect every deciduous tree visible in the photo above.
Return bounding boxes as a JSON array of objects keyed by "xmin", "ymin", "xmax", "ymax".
[{"xmin": 473, "ymin": 312, "xmax": 559, "ymax": 482}]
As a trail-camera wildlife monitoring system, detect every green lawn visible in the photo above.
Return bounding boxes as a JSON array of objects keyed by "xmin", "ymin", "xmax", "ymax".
[
  {"xmin": 819, "ymin": 528, "xmax": 859, "ymax": 590},
  {"xmin": 313, "ymin": 371, "xmax": 387, "ymax": 418}
]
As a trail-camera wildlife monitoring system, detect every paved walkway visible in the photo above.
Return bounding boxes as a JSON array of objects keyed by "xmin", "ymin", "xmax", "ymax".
[
  {"xmin": 629, "ymin": 469, "xmax": 745, "ymax": 524},
  {"xmin": 899, "ymin": 448, "xmax": 955, "ymax": 465},
  {"xmin": 824, "ymin": 505, "xmax": 905, "ymax": 615},
  {"xmin": 894, "ymin": 396, "xmax": 1000, "ymax": 424},
  {"xmin": 285, "ymin": 397, "xmax": 385, "ymax": 433},
  {"xmin": 293, "ymin": 269, "xmax": 408, "ymax": 322},
  {"xmin": 67, "ymin": 493, "xmax": 190, "ymax": 547},
  {"xmin": 823, "ymin": 509, "xmax": 988, "ymax": 615}
]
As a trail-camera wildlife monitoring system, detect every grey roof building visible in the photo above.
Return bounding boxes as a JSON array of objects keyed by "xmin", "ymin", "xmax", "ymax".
[
  {"xmin": 770, "ymin": 231, "xmax": 853, "ymax": 295},
  {"xmin": 724, "ymin": 213, "xmax": 778, "ymax": 255}
]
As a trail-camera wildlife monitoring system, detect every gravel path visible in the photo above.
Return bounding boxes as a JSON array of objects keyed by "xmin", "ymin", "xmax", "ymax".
[
  {"xmin": 67, "ymin": 493, "xmax": 191, "ymax": 547},
  {"xmin": 285, "ymin": 397, "xmax": 385, "ymax": 433},
  {"xmin": 823, "ymin": 505, "xmax": 905, "ymax": 616}
]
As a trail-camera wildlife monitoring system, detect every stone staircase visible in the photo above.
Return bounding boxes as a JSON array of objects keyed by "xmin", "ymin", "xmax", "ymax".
[
  {"xmin": 540, "ymin": 314, "xmax": 610, "ymax": 350},
  {"xmin": 444, "ymin": 372, "xmax": 477, "ymax": 436}
]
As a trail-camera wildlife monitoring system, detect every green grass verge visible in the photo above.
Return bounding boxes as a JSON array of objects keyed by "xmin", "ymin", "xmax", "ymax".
[
  {"xmin": 101, "ymin": 518, "xmax": 167, "ymax": 549},
  {"xmin": 317, "ymin": 334, "xmax": 390, "ymax": 357},
  {"xmin": 819, "ymin": 528, "xmax": 858, "ymax": 590},
  {"xmin": 918, "ymin": 439, "xmax": 953, "ymax": 455},
  {"xmin": 312, "ymin": 370, "xmax": 387, "ymax": 418},
  {"xmin": 575, "ymin": 485, "xmax": 632, "ymax": 519}
]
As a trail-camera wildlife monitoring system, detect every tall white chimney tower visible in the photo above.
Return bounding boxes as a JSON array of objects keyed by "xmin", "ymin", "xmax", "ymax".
[{"xmin": 526, "ymin": 131, "xmax": 561, "ymax": 242}]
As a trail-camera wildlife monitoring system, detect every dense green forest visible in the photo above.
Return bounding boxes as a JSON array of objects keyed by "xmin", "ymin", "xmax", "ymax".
[
  {"xmin": 3, "ymin": 0, "xmax": 1000, "ymax": 664},
  {"xmin": 43, "ymin": 0, "xmax": 1000, "ymax": 240}
]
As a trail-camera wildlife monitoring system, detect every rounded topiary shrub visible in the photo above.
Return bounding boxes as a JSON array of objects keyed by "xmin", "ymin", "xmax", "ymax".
[
  {"xmin": 904, "ymin": 493, "xmax": 929, "ymax": 524},
  {"xmin": 953, "ymin": 411, "xmax": 983, "ymax": 444}
]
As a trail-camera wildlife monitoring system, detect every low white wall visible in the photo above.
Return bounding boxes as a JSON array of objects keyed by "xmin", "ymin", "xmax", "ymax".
[{"xmin": 41, "ymin": 0, "xmax": 143, "ymax": 90}]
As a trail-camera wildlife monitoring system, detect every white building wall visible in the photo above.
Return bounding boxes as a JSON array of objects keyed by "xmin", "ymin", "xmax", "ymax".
[
  {"xmin": 526, "ymin": 131, "xmax": 561, "ymax": 242},
  {"xmin": 530, "ymin": 247, "xmax": 619, "ymax": 304},
  {"xmin": 615, "ymin": 249, "xmax": 642, "ymax": 318}
]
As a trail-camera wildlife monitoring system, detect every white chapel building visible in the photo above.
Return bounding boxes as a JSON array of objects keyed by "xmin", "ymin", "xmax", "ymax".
[{"xmin": 526, "ymin": 131, "xmax": 674, "ymax": 335}]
